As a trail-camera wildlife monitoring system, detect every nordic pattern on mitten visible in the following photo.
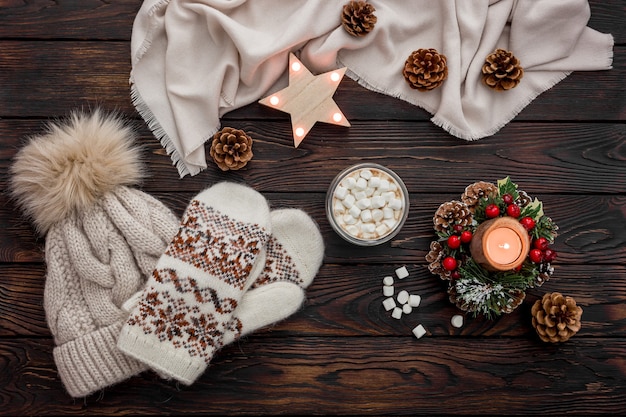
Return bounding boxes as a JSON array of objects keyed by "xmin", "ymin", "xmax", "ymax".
[
  {"xmin": 222, "ymin": 209, "xmax": 324, "ymax": 342},
  {"xmin": 251, "ymin": 234, "xmax": 303, "ymax": 288},
  {"xmin": 122, "ymin": 196, "xmax": 270, "ymax": 373}
]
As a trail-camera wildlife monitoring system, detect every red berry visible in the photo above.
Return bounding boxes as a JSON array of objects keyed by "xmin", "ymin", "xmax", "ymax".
[
  {"xmin": 453, "ymin": 224, "xmax": 464, "ymax": 233},
  {"xmin": 450, "ymin": 270, "xmax": 461, "ymax": 280},
  {"xmin": 485, "ymin": 204, "xmax": 500, "ymax": 218},
  {"xmin": 544, "ymin": 249, "xmax": 557, "ymax": 262},
  {"xmin": 502, "ymin": 193, "xmax": 514, "ymax": 205},
  {"xmin": 515, "ymin": 264, "xmax": 523, "ymax": 272},
  {"xmin": 533, "ymin": 237, "xmax": 549, "ymax": 250},
  {"xmin": 460, "ymin": 230, "xmax": 473, "ymax": 244},
  {"xmin": 520, "ymin": 216, "xmax": 535, "ymax": 231},
  {"xmin": 506, "ymin": 204, "xmax": 521, "ymax": 218},
  {"xmin": 447, "ymin": 235, "xmax": 461, "ymax": 250},
  {"xmin": 529, "ymin": 249, "xmax": 543, "ymax": 263},
  {"xmin": 442, "ymin": 256, "xmax": 458, "ymax": 271}
]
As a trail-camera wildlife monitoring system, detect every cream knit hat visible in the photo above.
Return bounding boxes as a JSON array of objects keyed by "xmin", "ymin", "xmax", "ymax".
[{"xmin": 9, "ymin": 109, "xmax": 179, "ymax": 397}]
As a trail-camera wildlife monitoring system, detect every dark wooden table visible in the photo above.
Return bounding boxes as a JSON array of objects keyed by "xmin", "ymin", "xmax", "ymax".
[{"xmin": 1, "ymin": 1, "xmax": 624, "ymax": 415}]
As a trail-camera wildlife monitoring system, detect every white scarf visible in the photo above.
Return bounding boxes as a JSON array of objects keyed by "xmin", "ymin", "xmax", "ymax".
[{"xmin": 130, "ymin": 0, "xmax": 613, "ymax": 177}]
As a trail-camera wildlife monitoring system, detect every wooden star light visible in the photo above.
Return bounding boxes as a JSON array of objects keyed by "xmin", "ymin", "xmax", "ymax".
[{"xmin": 259, "ymin": 52, "xmax": 350, "ymax": 148}]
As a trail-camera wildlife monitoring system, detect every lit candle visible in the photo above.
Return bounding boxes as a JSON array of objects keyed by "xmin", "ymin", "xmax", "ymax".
[{"xmin": 469, "ymin": 216, "xmax": 530, "ymax": 271}]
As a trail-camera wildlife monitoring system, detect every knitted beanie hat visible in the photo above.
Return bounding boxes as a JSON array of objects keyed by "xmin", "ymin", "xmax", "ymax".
[{"xmin": 9, "ymin": 109, "xmax": 180, "ymax": 398}]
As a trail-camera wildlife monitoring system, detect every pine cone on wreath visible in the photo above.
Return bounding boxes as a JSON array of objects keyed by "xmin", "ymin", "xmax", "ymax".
[
  {"xmin": 209, "ymin": 127, "xmax": 253, "ymax": 171},
  {"xmin": 403, "ymin": 48, "xmax": 448, "ymax": 91},
  {"xmin": 531, "ymin": 292, "xmax": 583, "ymax": 343},
  {"xmin": 426, "ymin": 241, "xmax": 452, "ymax": 280},
  {"xmin": 341, "ymin": 1, "xmax": 377, "ymax": 37},
  {"xmin": 433, "ymin": 200, "xmax": 473, "ymax": 232},
  {"xmin": 461, "ymin": 181, "xmax": 498, "ymax": 213},
  {"xmin": 482, "ymin": 49, "xmax": 524, "ymax": 91},
  {"xmin": 516, "ymin": 190, "xmax": 532, "ymax": 208}
]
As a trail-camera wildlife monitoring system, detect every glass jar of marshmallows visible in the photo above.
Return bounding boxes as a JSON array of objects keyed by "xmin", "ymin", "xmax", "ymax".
[{"xmin": 326, "ymin": 163, "xmax": 409, "ymax": 246}]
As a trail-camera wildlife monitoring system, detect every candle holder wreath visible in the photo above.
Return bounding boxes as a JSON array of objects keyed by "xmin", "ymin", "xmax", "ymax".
[{"xmin": 426, "ymin": 177, "xmax": 559, "ymax": 319}]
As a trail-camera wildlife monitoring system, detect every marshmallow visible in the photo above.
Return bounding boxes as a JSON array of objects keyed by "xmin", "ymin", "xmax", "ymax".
[
  {"xmin": 342, "ymin": 194, "xmax": 356, "ymax": 208},
  {"xmin": 349, "ymin": 205, "xmax": 361, "ymax": 218},
  {"xmin": 402, "ymin": 304, "xmax": 413, "ymax": 315},
  {"xmin": 382, "ymin": 297, "xmax": 396, "ymax": 311},
  {"xmin": 334, "ymin": 186, "xmax": 348, "ymax": 200},
  {"xmin": 397, "ymin": 290, "xmax": 409, "ymax": 304},
  {"xmin": 360, "ymin": 169, "xmax": 373, "ymax": 180},
  {"xmin": 412, "ymin": 324, "xmax": 427, "ymax": 339},
  {"xmin": 360, "ymin": 209, "xmax": 372, "ymax": 223},
  {"xmin": 368, "ymin": 176, "xmax": 380, "ymax": 188},
  {"xmin": 346, "ymin": 225, "xmax": 359, "ymax": 236},
  {"xmin": 361, "ymin": 223, "xmax": 375, "ymax": 234},
  {"xmin": 375, "ymin": 223, "xmax": 389, "ymax": 236},
  {"xmin": 372, "ymin": 209, "xmax": 384, "ymax": 222},
  {"xmin": 356, "ymin": 177, "xmax": 367, "ymax": 190},
  {"xmin": 342, "ymin": 214, "xmax": 357, "ymax": 225},
  {"xmin": 395, "ymin": 266, "xmax": 409, "ymax": 279},
  {"xmin": 383, "ymin": 285, "xmax": 394, "ymax": 297},
  {"xmin": 408, "ymin": 294, "xmax": 421, "ymax": 308},
  {"xmin": 383, "ymin": 276, "xmax": 394, "ymax": 286},
  {"xmin": 389, "ymin": 198, "xmax": 403, "ymax": 210},
  {"xmin": 391, "ymin": 307, "xmax": 403, "ymax": 319},
  {"xmin": 343, "ymin": 176, "xmax": 357, "ymax": 189},
  {"xmin": 356, "ymin": 198, "xmax": 371, "ymax": 210},
  {"xmin": 451, "ymin": 314, "xmax": 464, "ymax": 328}
]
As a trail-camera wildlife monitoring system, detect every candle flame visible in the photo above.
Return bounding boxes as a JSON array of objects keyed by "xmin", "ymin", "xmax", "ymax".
[
  {"xmin": 330, "ymin": 72, "xmax": 340, "ymax": 82},
  {"xmin": 269, "ymin": 96, "xmax": 279, "ymax": 105},
  {"xmin": 499, "ymin": 243, "xmax": 511, "ymax": 250},
  {"xmin": 291, "ymin": 62, "xmax": 301, "ymax": 72}
]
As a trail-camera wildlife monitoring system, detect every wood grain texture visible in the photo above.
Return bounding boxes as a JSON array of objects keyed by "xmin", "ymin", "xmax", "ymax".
[
  {"xmin": 2, "ymin": 338, "xmax": 625, "ymax": 415},
  {"xmin": 0, "ymin": 0, "xmax": 624, "ymax": 415}
]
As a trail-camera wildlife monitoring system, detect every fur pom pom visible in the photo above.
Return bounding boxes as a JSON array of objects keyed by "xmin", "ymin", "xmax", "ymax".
[{"xmin": 10, "ymin": 108, "xmax": 144, "ymax": 235}]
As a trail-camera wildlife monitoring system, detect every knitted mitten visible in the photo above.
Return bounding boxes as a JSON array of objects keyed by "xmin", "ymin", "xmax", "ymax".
[
  {"xmin": 117, "ymin": 182, "xmax": 271, "ymax": 385},
  {"xmin": 222, "ymin": 208, "xmax": 325, "ymax": 345}
]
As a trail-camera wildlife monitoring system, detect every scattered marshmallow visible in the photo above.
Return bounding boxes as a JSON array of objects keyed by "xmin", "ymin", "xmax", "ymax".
[
  {"xmin": 383, "ymin": 276, "xmax": 394, "ymax": 286},
  {"xmin": 402, "ymin": 304, "xmax": 413, "ymax": 315},
  {"xmin": 391, "ymin": 307, "xmax": 403, "ymax": 319},
  {"xmin": 408, "ymin": 294, "xmax": 421, "ymax": 308},
  {"xmin": 451, "ymin": 314, "xmax": 464, "ymax": 328},
  {"xmin": 395, "ymin": 266, "xmax": 409, "ymax": 279},
  {"xmin": 383, "ymin": 285, "xmax": 394, "ymax": 297},
  {"xmin": 397, "ymin": 290, "xmax": 409, "ymax": 305},
  {"xmin": 382, "ymin": 297, "xmax": 396, "ymax": 311},
  {"xmin": 412, "ymin": 324, "xmax": 427, "ymax": 339}
]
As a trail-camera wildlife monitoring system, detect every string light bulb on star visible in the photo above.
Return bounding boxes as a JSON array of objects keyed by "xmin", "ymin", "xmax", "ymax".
[{"xmin": 258, "ymin": 52, "xmax": 350, "ymax": 148}]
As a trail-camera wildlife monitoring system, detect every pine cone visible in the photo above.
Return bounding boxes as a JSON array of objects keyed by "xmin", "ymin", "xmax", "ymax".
[
  {"xmin": 209, "ymin": 127, "xmax": 253, "ymax": 171},
  {"xmin": 433, "ymin": 200, "xmax": 473, "ymax": 232},
  {"xmin": 531, "ymin": 292, "xmax": 583, "ymax": 343},
  {"xmin": 426, "ymin": 241, "xmax": 452, "ymax": 280},
  {"xmin": 461, "ymin": 181, "xmax": 498, "ymax": 213},
  {"xmin": 482, "ymin": 49, "xmax": 524, "ymax": 91},
  {"xmin": 532, "ymin": 263, "xmax": 554, "ymax": 287},
  {"xmin": 403, "ymin": 48, "xmax": 448, "ymax": 91},
  {"xmin": 341, "ymin": 1, "xmax": 377, "ymax": 37},
  {"xmin": 516, "ymin": 190, "xmax": 532, "ymax": 207}
]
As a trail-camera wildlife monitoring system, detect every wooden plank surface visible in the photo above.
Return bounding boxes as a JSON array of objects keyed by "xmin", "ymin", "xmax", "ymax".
[{"xmin": 0, "ymin": 0, "xmax": 624, "ymax": 415}]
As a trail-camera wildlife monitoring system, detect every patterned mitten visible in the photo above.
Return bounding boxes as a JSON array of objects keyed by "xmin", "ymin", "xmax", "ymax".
[
  {"xmin": 222, "ymin": 208, "xmax": 325, "ymax": 345},
  {"xmin": 117, "ymin": 182, "xmax": 271, "ymax": 385}
]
